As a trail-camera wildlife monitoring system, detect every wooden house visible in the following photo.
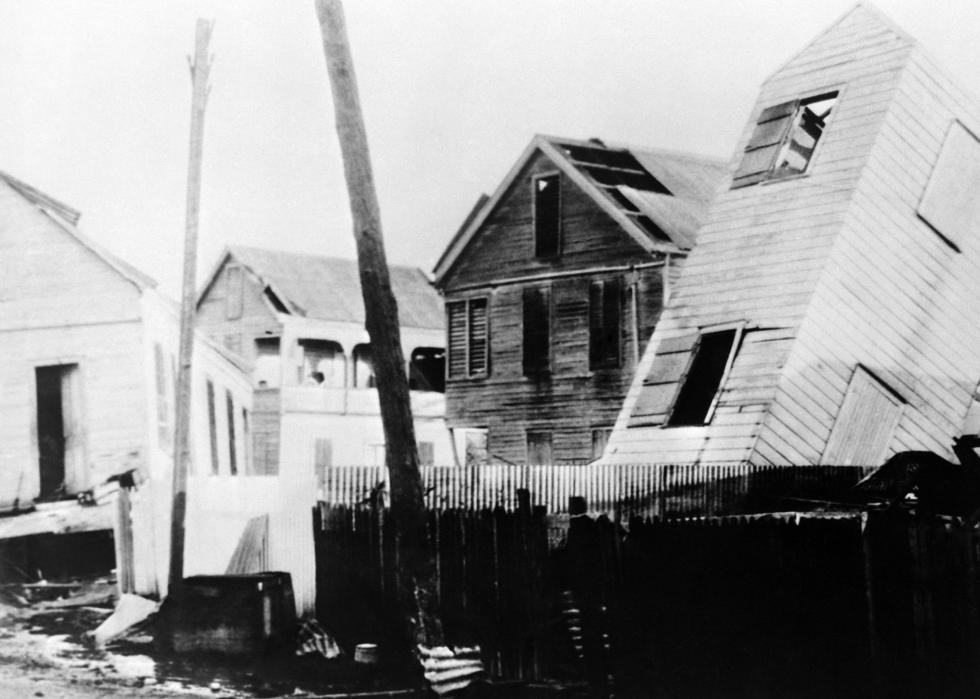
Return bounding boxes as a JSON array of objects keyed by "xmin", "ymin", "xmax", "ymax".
[
  {"xmin": 432, "ymin": 135, "xmax": 727, "ymax": 464},
  {"xmin": 195, "ymin": 246, "xmax": 453, "ymax": 483},
  {"xmin": 605, "ymin": 4, "xmax": 980, "ymax": 468},
  {"xmin": 0, "ymin": 172, "xmax": 317, "ymax": 612}
]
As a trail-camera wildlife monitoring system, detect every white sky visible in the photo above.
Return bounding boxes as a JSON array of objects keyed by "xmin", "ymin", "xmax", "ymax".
[{"xmin": 2, "ymin": 1, "xmax": 979, "ymax": 295}]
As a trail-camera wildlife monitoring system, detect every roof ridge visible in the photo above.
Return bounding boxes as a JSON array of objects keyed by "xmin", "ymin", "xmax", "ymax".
[{"xmin": 538, "ymin": 134, "xmax": 727, "ymax": 166}]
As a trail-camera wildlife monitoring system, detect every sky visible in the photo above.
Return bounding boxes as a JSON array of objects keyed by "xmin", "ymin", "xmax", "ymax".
[{"xmin": 2, "ymin": 1, "xmax": 980, "ymax": 295}]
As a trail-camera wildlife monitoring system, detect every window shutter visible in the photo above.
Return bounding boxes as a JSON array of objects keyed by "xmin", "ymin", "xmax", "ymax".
[
  {"xmin": 523, "ymin": 287, "xmax": 551, "ymax": 374},
  {"xmin": 821, "ymin": 368, "xmax": 903, "ymax": 466},
  {"xmin": 589, "ymin": 278, "xmax": 622, "ymax": 368},
  {"xmin": 447, "ymin": 301, "xmax": 467, "ymax": 378},
  {"xmin": 468, "ymin": 298, "xmax": 488, "ymax": 376},
  {"xmin": 732, "ymin": 100, "xmax": 799, "ymax": 188}
]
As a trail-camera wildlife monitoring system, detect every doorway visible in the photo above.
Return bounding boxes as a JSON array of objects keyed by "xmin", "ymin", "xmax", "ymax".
[{"xmin": 35, "ymin": 364, "xmax": 82, "ymax": 500}]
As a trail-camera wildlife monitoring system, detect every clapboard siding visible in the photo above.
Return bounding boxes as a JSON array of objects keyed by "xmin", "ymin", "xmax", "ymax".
[
  {"xmin": 196, "ymin": 261, "xmax": 280, "ymax": 362},
  {"xmin": 606, "ymin": 6, "xmax": 918, "ymax": 464}
]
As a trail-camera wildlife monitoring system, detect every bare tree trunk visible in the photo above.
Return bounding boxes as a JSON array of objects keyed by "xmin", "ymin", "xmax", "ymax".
[
  {"xmin": 313, "ymin": 0, "xmax": 442, "ymax": 648},
  {"xmin": 168, "ymin": 18, "xmax": 213, "ymax": 596}
]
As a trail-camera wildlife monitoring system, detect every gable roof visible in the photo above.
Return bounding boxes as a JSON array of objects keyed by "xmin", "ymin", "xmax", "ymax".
[
  {"xmin": 203, "ymin": 245, "xmax": 443, "ymax": 331},
  {"xmin": 0, "ymin": 171, "xmax": 155, "ymax": 290},
  {"xmin": 432, "ymin": 134, "xmax": 727, "ymax": 285}
]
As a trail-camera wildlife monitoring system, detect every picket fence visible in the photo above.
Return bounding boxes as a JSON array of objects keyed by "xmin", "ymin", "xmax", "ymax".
[{"xmin": 320, "ymin": 463, "xmax": 871, "ymax": 517}]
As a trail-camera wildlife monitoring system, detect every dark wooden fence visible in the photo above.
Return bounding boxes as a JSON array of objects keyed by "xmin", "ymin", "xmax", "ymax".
[
  {"xmin": 320, "ymin": 464, "xmax": 870, "ymax": 517},
  {"xmin": 313, "ymin": 504, "xmax": 980, "ymax": 698}
]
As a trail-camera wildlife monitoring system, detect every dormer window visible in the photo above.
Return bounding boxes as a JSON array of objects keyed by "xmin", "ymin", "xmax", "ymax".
[
  {"xmin": 732, "ymin": 91, "xmax": 838, "ymax": 188},
  {"xmin": 533, "ymin": 173, "xmax": 561, "ymax": 257}
]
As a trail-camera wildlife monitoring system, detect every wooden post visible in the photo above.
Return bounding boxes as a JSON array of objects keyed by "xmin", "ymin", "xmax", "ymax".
[
  {"xmin": 168, "ymin": 18, "xmax": 214, "ymax": 595},
  {"xmin": 313, "ymin": 0, "xmax": 442, "ymax": 647}
]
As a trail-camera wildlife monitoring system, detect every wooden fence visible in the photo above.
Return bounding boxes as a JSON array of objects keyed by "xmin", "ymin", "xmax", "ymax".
[
  {"xmin": 320, "ymin": 463, "xmax": 871, "ymax": 517},
  {"xmin": 313, "ymin": 504, "xmax": 980, "ymax": 698}
]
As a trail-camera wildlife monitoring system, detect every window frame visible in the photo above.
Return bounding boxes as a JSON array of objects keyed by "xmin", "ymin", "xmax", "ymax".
[
  {"xmin": 731, "ymin": 88, "xmax": 841, "ymax": 189},
  {"xmin": 589, "ymin": 277, "xmax": 623, "ymax": 370},
  {"xmin": 446, "ymin": 297, "xmax": 490, "ymax": 381},
  {"xmin": 532, "ymin": 171, "xmax": 562, "ymax": 258},
  {"xmin": 522, "ymin": 285, "xmax": 552, "ymax": 376},
  {"xmin": 665, "ymin": 322, "xmax": 745, "ymax": 427},
  {"xmin": 225, "ymin": 264, "xmax": 244, "ymax": 320}
]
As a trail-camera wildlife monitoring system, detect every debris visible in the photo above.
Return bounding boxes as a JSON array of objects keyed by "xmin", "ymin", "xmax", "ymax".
[
  {"xmin": 419, "ymin": 645, "xmax": 485, "ymax": 696},
  {"xmin": 296, "ymin": 618, "xmax": 342, "ymax": 659},
  {"xmin": 89, "ymin": 594, "xmax": 158, "ymax": 647},
  {"xmin": 353, "ymin": 643, "xmax": 378, "ymax": 665}
]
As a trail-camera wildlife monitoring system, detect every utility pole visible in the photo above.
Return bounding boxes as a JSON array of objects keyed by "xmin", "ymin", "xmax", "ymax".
[
  {"xmin": 168, "ymin": 18, "xmax": 214, "ymax": 596},
  {"xmin": 314, "ymin": 0, "xmax": 442, "ymax": 647}
]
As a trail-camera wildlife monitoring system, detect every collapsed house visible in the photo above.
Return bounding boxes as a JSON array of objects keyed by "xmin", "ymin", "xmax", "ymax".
[
  {"xmin": 603, "ymin": 3, "xmax": 980, "ymax": 467},
  {"xmin": 195, "ymin": 246, "xmax": 453, "ymax": 480},
  {"xmin": 0, "ymin": 172, "xmax": 315, "ymax": 613},
  {"xmin": 432, "ymin": 135, "xmax": 727, "ymax": 464}
]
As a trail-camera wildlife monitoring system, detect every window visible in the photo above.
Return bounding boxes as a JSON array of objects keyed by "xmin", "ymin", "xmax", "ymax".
[
  {"xmin": 732, "ymin": 92, "xmax": 838, "ymax": 188},
  {"xmin": 153, "ymin": 343, "xmax": 174, "ymax": 454},
  {"xmin": 591, "ymin": 428, "xmax": 612, "ymax": 461},
  {"xmin": 241, "ymin": 407, "xmax": 251, "ymax": 475},
  {"xmin": 409, "ymin": 347, "xmax": 446, "ymax": 393},
  {"xmin": 589, "ymin": 277, "xmax": 622, "ymax": 369},
  {"xmin": 226, "ymin": 390, "xmax": 238, "ymax": 475},
  {"xmin": 457, "ymin": 428, "xmax": 488, "ymax": 467},
  {"xmin": 533, "ymin": 173, "xmax": 561, "ymax": 257},
  {"xmin": 352, "ymin": 344, "xmax": 376, "ymax": 388},
  {"xmin": 447, "ymin": 298, "xmax": 489, "ymax": 379},
  {"xmin": 917, "ymin": 121, "xmax": 980, "ymax": 252},
  {"xmin": 523, "ymin": 286, "xmax": 551, "ymax": 375},
  {"xmin": 526, "ymin": 431, "xmax": 553, "ymax": 465},
  {"xmin": 418, "ymin": 441, "xmax": 435, "ymax": 467},
  {"xmin": 821, "ymin": 366, "xmax": 904, "ymax": 466},
  {"xmin": 225, "ymin": 265, "xmax": 244, "ymax": 320},
  {"xmin": 206, "ymin": 379, "xmax": 218, "ymax": 475},
  {"xmin": 300, "ymin": 339, "xmax": 345, "ymax": 387},
  {"xmin": 254, "ymin": 337, "xmax": 281, "ymax": 388},
  {"xmin": 666, "ymin": 326, "xmax": 742, "ymax": 426}
]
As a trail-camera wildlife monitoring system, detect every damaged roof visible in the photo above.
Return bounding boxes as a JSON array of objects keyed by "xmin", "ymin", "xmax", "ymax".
[
  {"xmin": 209, "ymin": 245, "xmax": 444, "ymax": 330},
  {"xmin": 433, "ymin": 134, "xmax": 728, "ymax": 284}
]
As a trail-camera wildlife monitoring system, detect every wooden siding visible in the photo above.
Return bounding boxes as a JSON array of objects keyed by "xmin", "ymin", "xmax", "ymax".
[{"xmin": 607, "ymin": 6, "xmax": 917, "ymax": 465}]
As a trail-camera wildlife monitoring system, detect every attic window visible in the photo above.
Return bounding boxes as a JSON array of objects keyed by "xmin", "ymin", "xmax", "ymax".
[
  {"xmin": 666, "ymin": 326, "xmax": 743, "ymax": 426},
  {"xmin": 225, "ymin": 265, "xmax": 244, "ymax": 320},
  {"xmin": 534, "ymin": 173, "xmax": 561, "ymax": 257},
  {"xmin": 732, "ymin": 92, "xmax": 838, "ymax": 188}
]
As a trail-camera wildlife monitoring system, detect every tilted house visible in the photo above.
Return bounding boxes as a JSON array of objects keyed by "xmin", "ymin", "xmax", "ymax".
[
  {"xmin": 195, "ymin": 246, "xmax": 453, "ymax": 480},
  {"xmin": 605, "ymin": 4, "xmax": 980, "ymax": 467},
  {"xmin": 0, "ymin": 172, "xmax": 302, "ymax": 605},
  {"xmin": 433, "ymin": 135, "xmax": 726, "ymax": 464}
]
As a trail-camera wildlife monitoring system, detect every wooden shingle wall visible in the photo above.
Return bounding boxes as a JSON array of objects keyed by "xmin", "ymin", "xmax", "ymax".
[
  {"xmin": 756, "ymin": 43, "xmax": 980, "ymax": 465},
  {"xmin": 606, "ymin": 6, "xmax": 917, "ymax": 464}
]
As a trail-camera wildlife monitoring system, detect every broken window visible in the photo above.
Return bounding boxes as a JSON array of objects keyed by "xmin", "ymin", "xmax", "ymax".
[
  {"xmin": 300, "ymin": 339, "xmax": 345, "ymax": 387},
  {"xmin": 206, "ymin": 379, "xmax": 219, "ymax": 475},
  {"xmin": 821, "ymin": 366, "xmax": 904, "ymax": 466},
  {"xmin": 523, "ymin": 286, "xmax": 551, "ymax": 375},
  {"xmin": 526, "ymin": 431, "xmax": 553, "ymax": 465},
  {"xmin": 352, "ymin": 344, "xmax": 376, "ymax": 388},
  {"xmin": 533, "ymin": 173, "xmax": 561, "ymax": 257},
  {"xmin": 226, "ymin": 390, "xmax": 238, "ymax": 475},
  {"xmin": 732, "ymin": 92, "xmax": 838, "ymax": 188},
  {"xmin": 409, "ymin": 347, "xmax": 446, "ymax": 393},
  {"xmin": 254, "ymin": 337, "xmax": 281, "ymax": 388},
  {"xmin": 667, "ymin": 326, "xmax": 743, "ymax": 426},
  {"xmin": 589, "ymin": 277, "xmax": 622, "ymax": 369},
  {"xmin": 225, "ymin": 265, "xmax": 244, "ymax": 320},
  {"xmin": 447, "ymin": 298, "xmax": 489, "ymax": 379}
]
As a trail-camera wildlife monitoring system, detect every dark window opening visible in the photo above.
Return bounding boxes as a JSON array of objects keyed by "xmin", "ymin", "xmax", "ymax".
[
  {"xmin": 447, "ymin": 298, "xmax": 489, "ymax": 379},
  {"xmin": 589, "ymin": 278, "xmax": 622, "ymax": 369},
  {"xmin": 225, "ymin": 265, "xmax": 244, "ymax": 320},
  {"xmin": 352, "ymin": 344, "xmax": 376, "ymax": 388},
  {"xmin": 732, "ymin": 92, "xmax": 838, "ymax": 188},
  {"xmin": 226, "ymin": 390, "xmax": 238, "ymax": 475},
  {"xmin": 300, "ymin": 339, "xmax": 345, "ymax": 387},
  {"xmin": 534, "ymin": 174, "xmax": 561, "ymax": 257},
  {"xmin": 254, "ymin": 337, "xmax": 281, "ymax": 388},
  {"xmin": 526, "ymin": 431, "xmax": 553, "ymax": 465},
  {"xmin": 409, "ymin": 347, "xmax": 446, "ymax": 393},
  {"xmin": 206, "ymin": 379, "xmax": 219, "ymax": 475},
  {"xmin": 667, "ymin": 328, "xmax": 741, "ymax": 426},
  {"xmin": 632, "ymin": 215, "xmax": 672, "ymax": 243},
  {"xmin": 523, "ymin": 286, "xmax": 551, "ymax": 375}
]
